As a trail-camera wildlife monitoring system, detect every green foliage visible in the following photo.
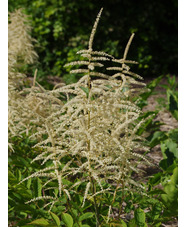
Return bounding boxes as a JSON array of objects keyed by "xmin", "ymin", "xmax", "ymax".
[
  {"xmin": 120, "ymin": 220, "xmax": 127, "ymax": 227},
  {"xmin": 79, "ymin": 212, "xmax": 94, "ymax": 222},
  {"xmin": 134, "ymin": 208, "xmax": 147, "ymax": 227},
  {"xmin": 161, "ymin": 167, "xmax": 178, "ymax": 216},
  {"xmin": 8, "ymin": 134, "xmax": 178, "ymax": 226},
  {"xmin": 149, "ymin": 131, "xmax": 168, "ymax": 148},
  {"xmin": 28, "ymin": 218, "xmax": 50, "ymax": 226},
  {"xmin": 167, "ymin": 88, "xmax": 178, "ymax": 120},
  {"xmin": 157, "ymin": 75, "xmax": 178, "ymax": 120},
  {"xmin": 9, "ymin": 0, "xmax": 177, "ymax": 82},
  {"xmin": 61, "ymin": 213, "xmax": 73, "ymax": 227},
  {"xmin": 50, "ymin": 212, "xmax": 61, "ymax": 226},
  {"xmin": 146, "ymin": 82, "xmax": 178, "ymax": 221},
  {"xmin": 137, "ymin": 75, "xmax": 163, "ymax": 109},
  {"xmin": 8, "ymin": 6, "xmax": 177, "ymax": 227},
  {"xmin": 148, "ymin": 128, "xmax": 178, "ymax": 170}
]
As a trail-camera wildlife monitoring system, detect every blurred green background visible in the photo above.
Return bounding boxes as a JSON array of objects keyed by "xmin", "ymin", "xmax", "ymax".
[{"xmin": 9, "ymin": 0, "xmax": 177, "ymax": 84}]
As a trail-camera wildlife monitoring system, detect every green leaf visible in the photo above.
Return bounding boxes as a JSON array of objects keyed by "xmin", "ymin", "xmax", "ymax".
[
  {"xmin": 50, "ymin": 212, "xmax": 60, "ymax": 226},
  {"xmin": 61, "ymin": 213, "xmax": 73, "ymax": 227},
  {"xmin": 55, "ymin": 205, "xmax": 66, "ymax": 212},
  {"xmin": 28, "ymin": 218, "xmax": 49, "ymax": 226},
  {"xmin": 8, "ymin": 170, "xmax": 18, "ymax": 184},
  {"xmin": 161, "ymin": 139, "xmax": 178, "ymax": 159},
  {"xmin": 160, "ymin": 143, "xmax": 168, "ymax": 159},
  {"xmin": 168, "ymin": 129, "xmax": 178, "ymax": 143},
  {"xmin": 159, "ymin": 159, "xmax": 169, "ymax": 170},
  {"xmin": 37, "ymin": 178, "xmax": 42, "ymax": 197},
  {"xmin": 149, "ymin": 172, "xmax": 162, "ymax": 186},
  {"xmin": 137, "ymin": 111, "xmax": 157, "ymax": 135},
  {"xmin": 134, "ymin": 208, "xmax": 147, "ymax": 227},
  {"xmin": 79, "ymin": 212, "xmax": 94, "ymax": 221},
  {"xmin": 8, "ymin": 206, "xmax": 14, "ymax": 212},
  {"xmin": 18, "ymin": 156, "xmax": 29, "ymax": 166},
  {"xmin": 160, "ymin": 139, "xmax": 178, "ymax": 167},
  {"xmin": 151, "ymin": 202, "xmax": 162, "ymax": 221},
  {"xmin": 16, "ymin": 169, "xmax": 22, "ymax": 182},
  {"xmin": 45, "ymin": 7, "xmax": 57, "ymax": 18},
  {"xmin": 148, "ymin": 189, "xmax": 166, "ymax": 195},
  {"xmin": 167, "ymin": 89, "xmax": 178, "ymax": 120},
  {"xmin": 149, "ymin": 131, "xmax": 167, "ymax": 148},
  {"xmin": 165, "ymin": 161, "xmax": 178, "ymax": 173},
  {"xmin": 120, "ymin": 219, "xmax": 127, "ymax": 227},
  {"xmin": 161, "ymin": 167, "xmax": 178, "ymax": 216},
  {"xmin": 139, "ymin": 75, "xmax": 163, "ymax": 106},
  {"xmin": 128, "ymin": 218, "xmax": 136, "ymax": 227},
  {"xmin": 171, "ymin": 167, "xmax": 178, "ymax": 185},
  {"xmin": 79, "ymin": 86, "xmax": 89, "ymax": 98},
  {"xmin": 26, "ymin": 178, "xmax": 32, "ymax": 189},
  {"xmin": 165, "ymin": 139, "xmax": 178, "ymax": 158},
  {"xmin": 71, "ymin": 208, "xmax": 78, "ymax": 217},
  {"xmin": 152, "ymin": 222, "xmax": 162, "ymax": 227},
  {"xmin": 62, "ymin": 178, "xmax": 72, "ymax": 186}
]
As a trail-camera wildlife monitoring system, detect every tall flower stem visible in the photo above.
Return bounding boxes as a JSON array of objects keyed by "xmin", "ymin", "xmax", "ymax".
[{"xmin": 87, "ymin": 72, "xmax": 100, "ymax": 227}]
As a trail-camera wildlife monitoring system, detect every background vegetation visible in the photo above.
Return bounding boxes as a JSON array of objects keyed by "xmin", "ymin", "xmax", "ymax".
[
  {"xmin": 8, "ymin": 2, "xmax": 178, "ymax": 226},
  {"xmin": 8, "ymin": 0, "xmax": 177, "ymax": 84}
]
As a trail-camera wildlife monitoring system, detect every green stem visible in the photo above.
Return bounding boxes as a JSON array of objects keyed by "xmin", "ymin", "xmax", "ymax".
[
  {"xmin": 92, "ymin": 178, "xmax": 100, "ymax": 227},
  {"xmin": 118, "ymin": 181, "xmax": 125, "ymax": 219}
]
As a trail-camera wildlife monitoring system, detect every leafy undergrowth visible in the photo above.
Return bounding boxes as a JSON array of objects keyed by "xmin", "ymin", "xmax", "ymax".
[{"xmin": 9, "ymin": 76, "xmax": 178, "ymax": 227}]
